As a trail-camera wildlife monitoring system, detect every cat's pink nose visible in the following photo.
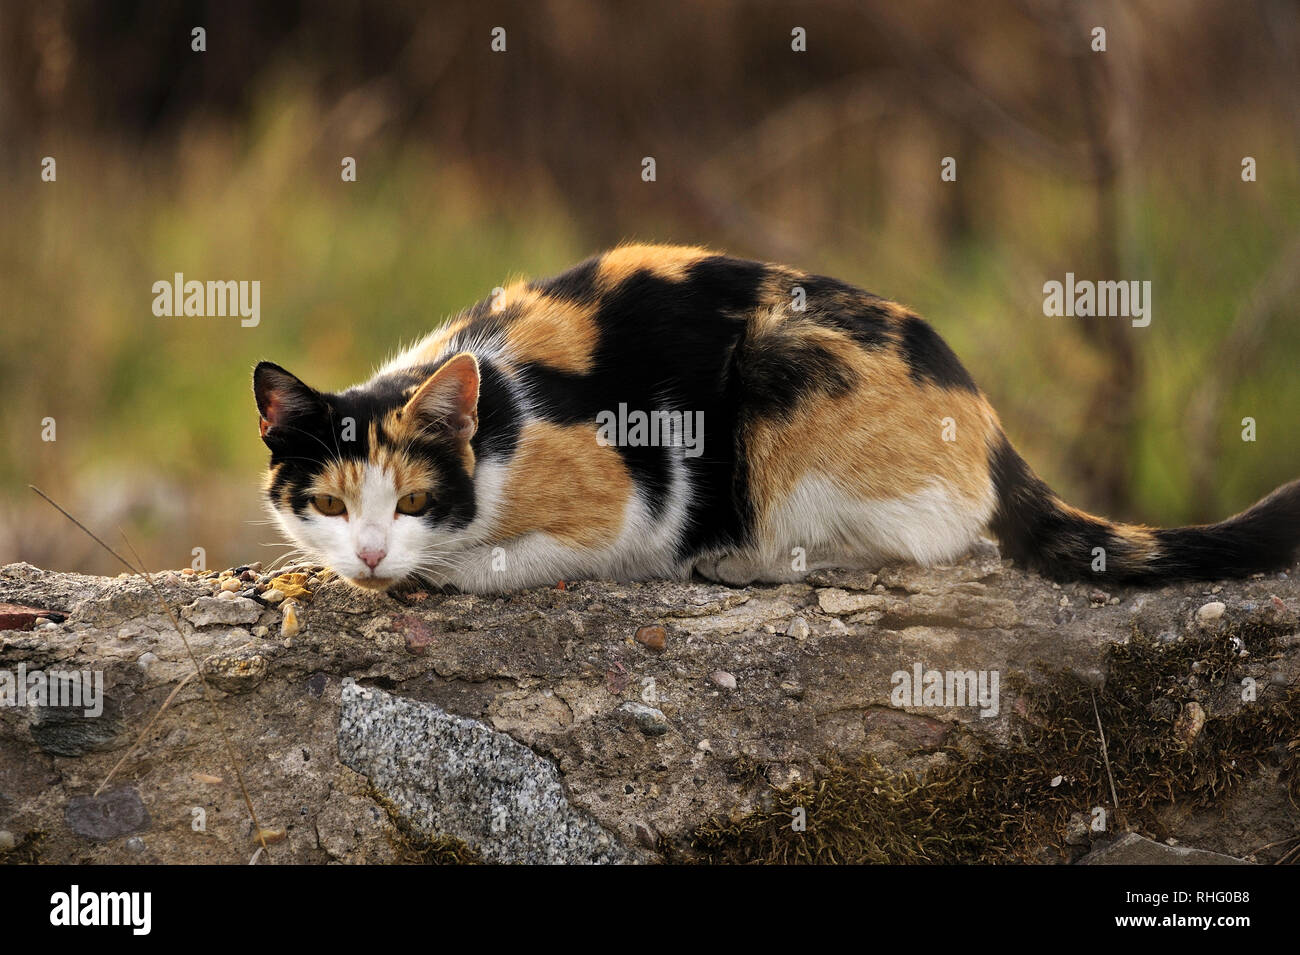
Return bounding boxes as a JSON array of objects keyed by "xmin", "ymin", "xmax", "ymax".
[{"xmin": 357, "ymin": 547, "xmax": 386, "ymax": 570}]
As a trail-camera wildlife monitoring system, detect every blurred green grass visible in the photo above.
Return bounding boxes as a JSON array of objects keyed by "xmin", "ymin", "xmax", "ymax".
[{"xmin": 2, "ymin": 88, "xmax": 1298, "ymax": 575}]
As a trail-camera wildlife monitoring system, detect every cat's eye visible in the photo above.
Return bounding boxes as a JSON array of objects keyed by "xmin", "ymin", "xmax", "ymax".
[
  {"xmin": 312, "ymin": 494, "xmax": 347, "ymax": 517},
  {"xmin": 396, "ymin": 491, "xmax": 432, "ymax": 516}
]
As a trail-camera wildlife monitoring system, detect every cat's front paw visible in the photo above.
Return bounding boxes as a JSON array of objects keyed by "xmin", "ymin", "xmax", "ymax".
[{"xmin": 693, "ymin": 553, "xmax": 760, "ymax": 586}]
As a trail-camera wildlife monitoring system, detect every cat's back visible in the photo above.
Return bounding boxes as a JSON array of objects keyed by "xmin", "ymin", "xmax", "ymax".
[
  {"xmin": 380, "ymin": 243, "xmax": 928, "ymax": 384},
  {"xmin": 379, "ymin": 244, "xmax": 753, "ymax": 377}
]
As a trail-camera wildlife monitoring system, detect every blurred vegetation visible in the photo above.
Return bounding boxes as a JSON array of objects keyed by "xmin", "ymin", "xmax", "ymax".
[{"xmin": 1, "ymin": 0, "xmax": 1298, "ymax": 575}]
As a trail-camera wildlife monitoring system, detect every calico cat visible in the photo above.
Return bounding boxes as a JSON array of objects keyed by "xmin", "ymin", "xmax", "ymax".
[{"xmin": 253, "ymin": 243, "xmax": 1300, "ymax": 594}]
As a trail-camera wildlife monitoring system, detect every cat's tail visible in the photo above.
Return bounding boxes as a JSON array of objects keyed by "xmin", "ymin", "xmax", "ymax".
[{"xmin": 986, "ymin": 432, "xmax": 1300, "ymax": 584}]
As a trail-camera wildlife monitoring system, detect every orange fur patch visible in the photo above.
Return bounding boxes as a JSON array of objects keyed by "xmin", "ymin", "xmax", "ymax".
[
  {"xmin": 492, "ymin": 421, "xmax": 632, "ymax": 548},
  {"xmin": 1072, "ymin": 503, "xmax": 1157, "ymax": 558},
  {"xmin": 745, "ymin": 329, "xmax": 997, "ymax": 525},
  {"xmin": 596, "ymin": 243, "xmax": 715, "ymax": 290},
  {"xmin": 501, "ymin": 288, "xmax": 600, "ymax": 374}
]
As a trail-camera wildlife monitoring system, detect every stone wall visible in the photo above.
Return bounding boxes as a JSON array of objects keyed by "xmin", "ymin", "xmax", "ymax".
[{"xmin": 0, "ymin": 552, "xmax": 1296, "ymax": 864}]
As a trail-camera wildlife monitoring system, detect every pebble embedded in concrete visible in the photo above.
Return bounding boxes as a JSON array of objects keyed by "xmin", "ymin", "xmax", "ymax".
[
  {"xmin": 1196, "ymin": 601, "xmax": 1226, "ymax": 627},
  {"xmin": 619, "ymin": 701, "xmax": 671, "ymax": 736},
  {"xmin": 281, "ymin": 601, "xmax": 301, "ymax": 638}
]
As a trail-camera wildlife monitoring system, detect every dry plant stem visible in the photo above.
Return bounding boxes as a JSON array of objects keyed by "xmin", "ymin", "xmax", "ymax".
[
  {"xmin": 1091, "ymin": 689, "xmax": 1121, "ymax": 812},
  {"xmin": 28, "ymin": 485, "xmax": 270, "ymax": 856},
  {"xmin": 1252, "ymin": 834, "xmax": 1300, "ymax": 865}
]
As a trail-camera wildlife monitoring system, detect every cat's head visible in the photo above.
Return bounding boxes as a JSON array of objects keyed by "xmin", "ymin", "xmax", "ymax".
[{"xmin": 252, "ymin": 353, "xmax": 480, "ymax": 591}]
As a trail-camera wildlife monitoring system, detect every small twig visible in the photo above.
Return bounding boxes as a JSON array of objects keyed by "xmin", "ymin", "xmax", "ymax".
[
  {"xmin": 1091, "ymin": 690, "xmax": 1120, "ymax": 811},
  {"xmin": 29, "ymin": 486, "xmax": 270, "ymax": 856},
  {"xmin": 1250, "ymin": 833, "xmax": 1300, "ymax": 855}
]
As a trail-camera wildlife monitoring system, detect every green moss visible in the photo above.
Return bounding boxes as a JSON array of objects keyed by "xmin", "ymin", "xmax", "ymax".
[
  {"xmin": 367, "ymin": 786, "xmax": 481, "ymax": 865},
  {"xmin": 391, "ymin": 833, "xmax": 483, "ymax": 866},
  {"xmin": 680, "ymin": 621, "xmax": 1300, "ymax": 864}
]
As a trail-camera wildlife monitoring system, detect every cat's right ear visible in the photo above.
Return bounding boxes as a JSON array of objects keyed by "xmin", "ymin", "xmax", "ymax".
[{"xmin": 253, "ymin": 362, "xmax": 322, "ymax": 442}]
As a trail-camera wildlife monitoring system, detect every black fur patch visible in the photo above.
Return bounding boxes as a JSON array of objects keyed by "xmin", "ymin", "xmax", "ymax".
[
  {"xmin": 528, "ymin": 254, "xmax": 602, "ymax": 305},
  {"xmin": 682, "ymin": 255, "xmax": 770, "ymax": 315},
  {"xmin": 516, "ymin": 262, "xmax": 754, "ymax": 555},
  {"xmin": 1150, "ymin": 480, "xmax": 1300, "ymax": 579},
  {"xmin": 987, "ymin": 432, "xmax": 1117, "ymax": 579},
  {"xmin": 898, "ymin": 315, "xmax": 978, "ymax": 393},
  {"xmin": 411, "ymin": 441, "xmax": 478, "ymax": 529},
  {"xmin": 989, "ymin": 430, "xmax": 1300, "ymax": 582},
  {"xmin": 470, "ymin": 358, "xmax": 523, "ymax": 460},
  {"xmin": 735, "ymin": 329, "xmax": 854, "ymax": 421},
  {"xmin": 261, "ymin": 398, "xmax": 367, "ymax": 516},
  {"xmin": 795, "ymin": 273, "xmax": 897, "ymax": 350}
]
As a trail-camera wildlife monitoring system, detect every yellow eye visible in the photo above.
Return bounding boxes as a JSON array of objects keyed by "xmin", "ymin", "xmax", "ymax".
[
  {"xmin": 396, "ymin": 491, "xmax": 431, "ymax": 515},
  {"xmin": 312, "ymin": 494, "xmax": 347, "ymax": 517}
]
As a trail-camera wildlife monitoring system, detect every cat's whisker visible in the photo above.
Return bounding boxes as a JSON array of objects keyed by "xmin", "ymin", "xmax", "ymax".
[
  {"xmin": 265, "ymin": 549, "xmax": 314, "ymax": 573},
  {"xmin": 408, "ymin": 555, "xmax": 466, "ymax": 572},
  {"xmin": 421, "ymin": 536, "xmax": 475, "ymax": 552},
  {"xmin": 417, "ymin": 542, "xmax": 474, "ymax": 562},
  {"xmin": 265, "ymin": 455, "xmax": 327, "ymax": 466},
  {"xmin": 411, "ymin": 557, "xmax": 463, "ymax": 574},
  {"xmin": 407, "ymin": 565, "xmax": 457, "ymax": 589}
]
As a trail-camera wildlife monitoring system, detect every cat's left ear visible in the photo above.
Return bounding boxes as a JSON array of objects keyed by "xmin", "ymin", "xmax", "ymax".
[
  {"xmin": 400, "ymin": 352, "xmax": 480, "ymax": 443},
  {"xmin": 253, "ymin": 362, "xmax": 324, "ymax": 440}
]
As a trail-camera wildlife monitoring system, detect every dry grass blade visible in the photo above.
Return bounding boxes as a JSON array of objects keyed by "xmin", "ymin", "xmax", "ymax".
[
  {"xmin": 1091, "ymin": 689, "xmax": 1120, "ymax": 812},
  {"xmin": 29, "ymin": 485, "xmax": 271, "ymax": 857},
  {"xmin": 1251, "ymin": 833, "xmax": 1300, "ymax": 865}
]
